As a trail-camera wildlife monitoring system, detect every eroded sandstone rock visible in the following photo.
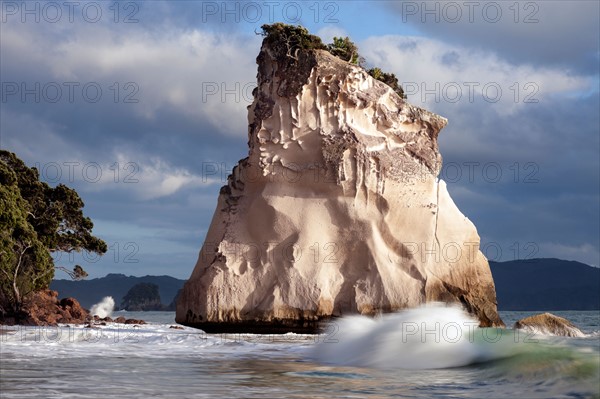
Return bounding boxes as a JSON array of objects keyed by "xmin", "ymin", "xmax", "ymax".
[{"xmin": 176, "ymin": 33, "xmax": 504, "ymax": 333}]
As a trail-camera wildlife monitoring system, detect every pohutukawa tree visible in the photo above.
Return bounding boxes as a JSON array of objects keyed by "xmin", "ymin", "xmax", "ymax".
[{"xmin": 0, "ymin": 150, "xmax": 106, "ymax": 315}]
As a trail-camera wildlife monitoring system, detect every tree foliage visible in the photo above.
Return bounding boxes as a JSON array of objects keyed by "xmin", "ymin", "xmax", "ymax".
[
  {"xmin": 0, "ymin": 161, "xmax": 53, "ymax": 313},
  {"xmin": 55, "ymin": 264, "xmax": 89, "ymax": 280},
  {"xmin": 0, "ymin": 150, "xmax": 106, "ymax": 314},
  {"xmin": 368, "ymin": 68, "xmax": 407, "ymax": 99},
  {"xmin": 259, "ymin": 23, "xmax": 326, "ymax": 60},
  {"xmin": 0, "ymin": 151, "xmax": 107, "ymax": 255},
  {"xmin": 327, "ymin": 36, "xmax": 363, "ymax": 66}
]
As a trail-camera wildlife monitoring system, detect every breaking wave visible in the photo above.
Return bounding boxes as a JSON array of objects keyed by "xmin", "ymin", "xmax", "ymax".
[
  {"xmin": 310, "ymin": 303, "xmax": 511, "ymax": 369},
  {"xmin": 90, "ymin": 296, "xmax": 115, "ymax": 318},
  {"xmin": 309, "ymin": 303, "xmax": 598, "ymax": 371}
]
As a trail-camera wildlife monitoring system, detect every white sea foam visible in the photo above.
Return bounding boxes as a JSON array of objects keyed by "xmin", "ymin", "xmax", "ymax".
[
  {"xmin": 310, "ymin": 303, "xmax": 516, "ymax": 369},
  {"xmin": 1, "ymin": 310, "xmax": 597, "ymax": 399},
  {"xmin": 90, "ymin": 296, "xmax": 115, "ymax": 318},
  {"xmin": 0, "ymin": 321, "xmax": 311, "ymax": 361},
  {"xmin": 1, "ymin": 307, "xmax": 595, "ymax": 369},
  {"xmin": 516, "ymin": 324, "xmax": 586, "ymax": 338}
]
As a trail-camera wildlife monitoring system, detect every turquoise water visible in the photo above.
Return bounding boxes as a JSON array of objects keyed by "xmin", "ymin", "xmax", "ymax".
[{"xmin": 1, "ymin": 307, "xmax": 598, "ymax": 398}]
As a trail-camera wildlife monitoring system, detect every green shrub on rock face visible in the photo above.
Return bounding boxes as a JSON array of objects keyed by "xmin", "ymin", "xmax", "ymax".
[
  {"xmin": 368, "ymin": 68, "xmax": 407, "ymax": 99},
  {"xmin": 369, "ymin": 67, "xmax": 383, "ymax": 80},
  {"xmin": 260, "ymin": 23, "xmax": 326, "ymax": 60},
  {"xmin": 327, "ymin": 36, "xmax": 362, "ymax": 65}
]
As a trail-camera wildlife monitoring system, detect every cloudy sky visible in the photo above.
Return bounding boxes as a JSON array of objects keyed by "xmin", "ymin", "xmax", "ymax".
[{"xmin": 1, "ymin": 0, "xmax": 598, "ymax": 279}]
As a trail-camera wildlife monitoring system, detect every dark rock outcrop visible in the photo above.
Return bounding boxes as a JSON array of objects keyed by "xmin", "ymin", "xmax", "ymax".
[{"xmin": 87, "ymin": 315, "xmax": 146, "ymax": 326}]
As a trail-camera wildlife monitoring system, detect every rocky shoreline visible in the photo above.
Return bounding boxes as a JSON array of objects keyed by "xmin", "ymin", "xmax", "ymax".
[
  {"xmin": 0, "ymin": 290, "xmax": 585, "ymax": 338},
  {"xmin": 0, "ymin": 290, "xmax": 146, "ymax": 327}
]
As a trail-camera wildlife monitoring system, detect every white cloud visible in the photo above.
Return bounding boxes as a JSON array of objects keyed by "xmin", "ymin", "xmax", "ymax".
[
  {"xmin": 538, "ymin": 242, "xmax": 600, "ymax": 267},
  {"xmin": 316, "ymin": 26, "xmax": 348, "ymax": 44},
  {"xmin": 385, "ymin": 1, "xmax": 599, "ymax": 71},
  {"xmin": 1, "ymin": 4, "xmax": 597, "ymax": 275},
  {"xmin": 78, "ymin": 153, "xmax": 221, "ymax": 200},
  {"xmin": 1, "ymin": 22, "xmax": 261, "ymax": 136},
  {"xmin": 359, "ymin": 35, "xmax": 593, "ymax": 116}
]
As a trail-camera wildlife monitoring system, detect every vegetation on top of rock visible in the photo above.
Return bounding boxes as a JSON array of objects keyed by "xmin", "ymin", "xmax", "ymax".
[
  {"xmin": 327, "ymin": 36, "xmax": 362, "ymax": 65},
  {"xmin": 367, "ymin": 68, "xmax": 407, "ymax": 99},
  {"xmin": 0, "ymin": 150, "xmax": 106, "ymax": 319},
  {"xmin": 259, "ymin": 23, "xmax": 406, "ymax": 99},
  {"xmin": 259, "ymin": 23, "xmax": 326, "ymax": 59}
]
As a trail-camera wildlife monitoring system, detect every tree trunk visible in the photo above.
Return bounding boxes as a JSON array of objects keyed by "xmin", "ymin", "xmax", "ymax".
[{"xmin": 11, "ymin": 244, "xmax": 30, "ymax": 314}]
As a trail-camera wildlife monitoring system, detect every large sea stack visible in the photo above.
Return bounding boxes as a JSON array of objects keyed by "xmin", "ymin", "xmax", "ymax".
[{"xmin": 176, "ymin": 25, "xmax": 504, "ymax": 332}]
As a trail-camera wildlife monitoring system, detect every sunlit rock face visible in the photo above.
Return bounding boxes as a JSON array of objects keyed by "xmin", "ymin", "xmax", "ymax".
[
  {"xmin": 514, "ymin": 313, "xmax": 584, "ymax": 337},
  {"xmin": 176, "ymin": 39, "xmax": 504, "ymax": 333}
]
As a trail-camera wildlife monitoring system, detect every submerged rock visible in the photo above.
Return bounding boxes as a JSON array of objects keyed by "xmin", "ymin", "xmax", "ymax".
[
  {"xmin": 514, "ymin": 313, "xmax": 585, "ymax": 337},
  {"xmin": 176, "ymin": 27, "xmax": 504, "ymax": 333}
]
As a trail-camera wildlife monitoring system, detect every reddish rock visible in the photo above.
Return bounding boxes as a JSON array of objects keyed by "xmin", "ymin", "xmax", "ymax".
[
  {"xmin": 1, "ymin": 290, "xmax": 89, "ymax": 326},
  {"xmin": 0, "ymin": 291, "xmax": 149, "ymax": 327},
  {"xmin": 60, "ymin": 298, "xmax": 87, "ymax": 320}
]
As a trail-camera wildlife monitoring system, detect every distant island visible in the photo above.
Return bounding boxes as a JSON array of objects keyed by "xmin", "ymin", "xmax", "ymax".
[
  {"xmin": 120, "ymin": 282, "xmax": 167, "ymax": 311},
  {"xmin": 51, "ymin": 274, "xmax": 184, "ymax": 311},
  {"xmin": 51, "ymin": 258, "xmax": 598, "ymax": 312}
]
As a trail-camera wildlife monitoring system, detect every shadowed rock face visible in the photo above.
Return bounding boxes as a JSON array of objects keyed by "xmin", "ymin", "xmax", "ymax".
[
  {"xmin": 176, "ymin": 38, "xmax": 504, "ymax": 333},
  {"xmin": 514, "ymin": 313, "xmax": 584, "ymax": 337}
]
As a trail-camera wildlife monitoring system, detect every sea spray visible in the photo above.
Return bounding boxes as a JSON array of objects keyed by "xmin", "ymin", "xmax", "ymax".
[
  {"xmin": 310, "ymin": 303, "xmax": 516, "ymax": 369},
  {"xmin": 90, "ymin": 296, "xmax": 115, "ymax": 318},
  {"xmin": 2, "ymin": 311, "xmax": 597, "ymax": 398}
]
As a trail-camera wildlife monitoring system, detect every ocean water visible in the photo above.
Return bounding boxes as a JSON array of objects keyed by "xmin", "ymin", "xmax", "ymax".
[{"xmin": 1, "ymin": 306, "xmax": 599, "ymax": 399}]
